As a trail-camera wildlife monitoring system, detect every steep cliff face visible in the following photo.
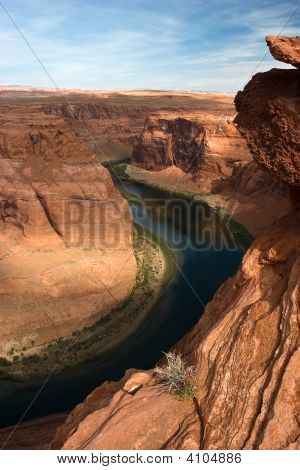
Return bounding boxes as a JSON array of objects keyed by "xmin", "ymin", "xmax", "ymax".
[
  {"xmin": 130, "ymin": 108, "xmax": 289, "ymax": 224},
  {"xmin": 211, "ymin": 161, "xmax": 290, "ymax": 235},
  {"xmin": 214, "ymin": 160, "xmax": 289, "ymax": 206},
  {"xmin": 43, "ymin": 92, "xmax": 243, "ymax": 163},
  {"xmin": 50, "ymin": 36, "xmax": 300, "ymax": 450},
  {"xmin": 43, "ymin": 101, "xmax": 152, "ymax": 161},
  {"xmin": 0, "ymin": 102, "xmax": 136, "ymax": 360},
  {"xmin": 132, "ymin": 114, "xmax": 205, "ymax": 171},
  {"xmin": 50, "ymin": 213, "xmax": 300, "ymax": 450},
  {"xmin": 132, "ymin": 111, "xmax": 251, "ymax": 179}
]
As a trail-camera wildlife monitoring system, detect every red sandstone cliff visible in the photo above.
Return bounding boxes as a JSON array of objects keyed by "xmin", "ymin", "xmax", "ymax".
[
  {"xmin": 43, "ymin": 101, "xmax": 151, "ymax": 161},
  {"xmin": 235, "ymin": 68, "xmax": 300, "ymax": 187},
  {"xmin": 131, "ymin": 111, "xmax": 251, "ymax": 186},
  {"xmin": 48, "ymin": 36, "xmax": 300, "ymax": 450},
  {"xmin": 0, "ymin": 102, "xmax": 136, "ymax": 363},
  {"xmin": 130, "ymin": 102, "xmax": 289, "ymax": 231},
  {"xmin": 48, "ymin": 211, "xmax": 300, "ymax": 450},
  {"xmin": 43, "ymin": 92, "xmax": 242, "ymax": 163}
]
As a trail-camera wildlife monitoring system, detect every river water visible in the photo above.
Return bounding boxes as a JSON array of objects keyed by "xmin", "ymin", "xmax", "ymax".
[{"xmin": 0, "ymin": 182, "xmax": 244, "ymax": 428}]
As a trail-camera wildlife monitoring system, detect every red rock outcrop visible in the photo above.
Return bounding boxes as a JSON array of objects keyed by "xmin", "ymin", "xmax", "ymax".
[
  {"xmin": 132, "ymin": 112, "xmax": 251, "ymax": 184},
  {"xmin": 211, "ymin": 161, "xmax": 290, "ymax": 235},
  {"xmin": 49, "ymin": 212, "xmax": 300, "ymax": 450},
  {"xmin": 266, "ymin": 35, "xmax": 300, "ymax": 69},
  {"xmin": 235, "ymin": 68, "xmax": 300, "ymax": 186},
  {"xmin": 49, "ymin": 36, "xmax": 300, "ymax": 450},
  {"xmin": 0, "ymin": 101, "xmax": 136, "ymax": 359}
]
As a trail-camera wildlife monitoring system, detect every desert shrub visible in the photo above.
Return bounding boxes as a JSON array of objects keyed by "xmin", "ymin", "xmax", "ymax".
[
  {"xmin": 109, "ymin": 163, "xmax": 128, "ymax": 179},
  {"xmin": 154, "ymin": 352, "xmax": 197, "ymax": 399}
]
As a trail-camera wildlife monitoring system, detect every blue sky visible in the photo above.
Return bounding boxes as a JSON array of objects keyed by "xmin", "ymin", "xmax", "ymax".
[{"xmin": 0, "ymin": 0, "xmax": 299, "ymax": 92}]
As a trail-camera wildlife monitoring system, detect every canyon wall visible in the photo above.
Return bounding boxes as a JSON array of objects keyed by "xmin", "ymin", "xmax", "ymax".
[
  {"xmin": 49, "ymin": 36, "xmax": 300, "ymax": 450},
  {"xmin": 0, "ymin": 101, "xmax": 136, "ymax": 360},
  {"xmin": 43, "ymin": 92, "xmax": 241, "ymax": 163},
  {"xmin": 131, "ymin": 111, "xmax": 251, "ymax": 188},
  {"xmin": 0, "ymin": 89, "xmax": 268, "ymax": 371},
  {"xmin": 43, "ymin": 101, "xmax": 151, "ymax": 161},
  {"xmin": 130, "ymin": 98, "xmax": 289, "ymax": 232}
]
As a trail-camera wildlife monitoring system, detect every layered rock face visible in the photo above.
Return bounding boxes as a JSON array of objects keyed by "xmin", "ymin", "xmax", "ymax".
[
  {"xmin": 0, "ymin": 102, "xmax": 136, "ymax": 356},
  {"xmin": 132, "ymin": 111, "xmax": 251, "ymax": 183},
  {"xmin": 130, "ymin": 112, "xmax": 289, "ymax": 233},
  {"xmin": 214, "ymin": 160, "xmax": 289, "ymax": 208},
  {"xmin": 182, "ymin": 213, "xmax": 300, "ymax": 449},
  {"xmin": 0, "ymin": 412, "xmax": 68, "ymax": 450},
  {"xmin": 133, "ymin": 114, "xmax": 206, "ymax": 172},
  {"xmin": 211, "ymin": 160, "xmax": 290, "ymax": 235},
  {"xmin": 43, "ymin": 92, "xmax": 245, "ymax": 164},
  {"xmin": 44, "ymin": 101, "xmax": 152, "ymax": 161},
  {"xmin": 50, "ymin": 213, "xmax": 300, "ymax": 450},
  {"xmin": 50, "ymin": 36, "xmax": 300, "ymax": 450}
]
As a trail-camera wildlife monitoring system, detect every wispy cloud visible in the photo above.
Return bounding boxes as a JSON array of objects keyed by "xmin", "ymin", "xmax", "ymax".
[{"xmin": 0, "ymin": 0, "xmax": 299, "ymax": 91}]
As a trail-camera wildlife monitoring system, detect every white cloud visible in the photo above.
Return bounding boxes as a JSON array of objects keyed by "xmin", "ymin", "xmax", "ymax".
[{"xmin": 0, "ymin": 0, "xmax": 299, "ymax": 91}]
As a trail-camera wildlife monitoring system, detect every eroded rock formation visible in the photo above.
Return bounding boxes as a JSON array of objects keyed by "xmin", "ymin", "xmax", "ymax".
[
  {"xmin": 0, "ymin": 89, "xmax": 259, "ymax": 370},
  {"xmin": 44, "ymin": 102, "xmax": 151, "ymax": 161},
  {"xmin": 131, "ymin": 111, "xmax": 251, "ymax": 185},
  {"xmin": 130, "ymin": 105, "xmax": 289, "ymax": 229},
  {"xmin": 48, "ymin": 36, "xmax": 300, "ymax": 450},
  {"xmin": 266, "ymin": 35, "xmax": 300, "ymax": 69},
  {"xmin": 0, "ymin": 102, "xmax": 136, "ymax": 358},
  {"xmin": 49, "ymin": 211, "xmax": 300, "ymax": 450},
  {"xmin": 235, "ymin": 69, "xmax": 300, "ymax": 186}
]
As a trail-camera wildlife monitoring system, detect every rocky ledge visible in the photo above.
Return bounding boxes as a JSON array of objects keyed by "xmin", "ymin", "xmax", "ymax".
[
  {"xmin": 47, "ymin": 35, "xmax": 300, "ymax": 450},
  {"xmin": 266, "ymin": 35, "xmax": 300, "ymax": 69}
]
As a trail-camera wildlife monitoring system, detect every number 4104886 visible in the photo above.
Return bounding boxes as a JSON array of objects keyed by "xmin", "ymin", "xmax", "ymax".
[{"xmin": 186, "ymin": 452, "xmax": 242, "ymax": 464}]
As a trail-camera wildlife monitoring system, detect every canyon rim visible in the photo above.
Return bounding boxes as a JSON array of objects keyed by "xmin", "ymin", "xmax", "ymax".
[{"xmin": 0, "ymin": 4, "xmax": 299, "ymax": 454}]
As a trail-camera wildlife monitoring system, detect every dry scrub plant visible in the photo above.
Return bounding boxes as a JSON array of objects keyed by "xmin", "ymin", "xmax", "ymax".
[{"xmin": 154, "ymin": 352, "xmax": 197, "ymax": 399}]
